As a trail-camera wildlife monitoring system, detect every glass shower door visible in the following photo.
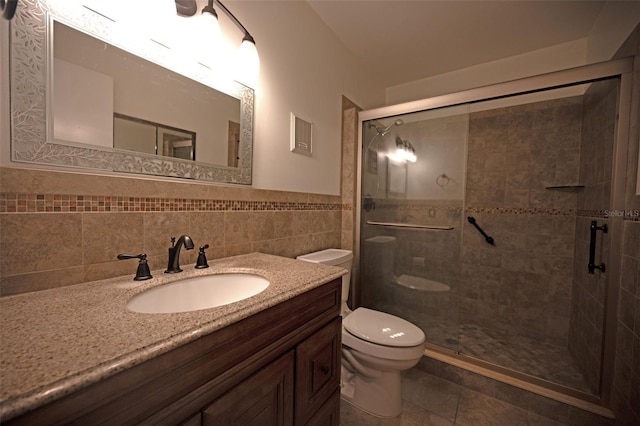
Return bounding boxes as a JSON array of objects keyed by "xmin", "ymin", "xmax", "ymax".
[
  {"xmin": 359, "ymin": 105, "xmax": 469, "ymax": 353},
  {"xmin": 358, "ymin": 75, "xmax": 622, "ymax": 398}
]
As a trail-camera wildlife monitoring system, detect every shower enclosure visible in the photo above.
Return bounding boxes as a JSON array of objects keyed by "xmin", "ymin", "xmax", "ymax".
[{"xmin": 355, "ymin": 59, "xmax": 632, "ymax": 406}]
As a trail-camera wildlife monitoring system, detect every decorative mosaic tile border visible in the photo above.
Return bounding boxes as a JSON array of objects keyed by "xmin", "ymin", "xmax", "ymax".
[
  {"xmin": 577, "ymin": 209, "xmax": 606, "ymax": 219},
  {"xmin": 465, "ymin": 207, "xmax": 576, "ymax": 216},
  {"xmin": 0, "ymin": 193, "xmax": 344, "ymax": 213},
  {"xmin": 465, "ymin": 207, "xmax": 640, "ymax": 221}
]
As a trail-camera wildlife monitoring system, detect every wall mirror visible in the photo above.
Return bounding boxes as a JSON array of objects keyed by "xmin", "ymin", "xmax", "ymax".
[
  {"xmin": 387, "ymin": 159, "xmax": 407, "ymax": 198},
  {"xmin": 10, "ymin": 0, "xmax": 254, "ymax": 184}
]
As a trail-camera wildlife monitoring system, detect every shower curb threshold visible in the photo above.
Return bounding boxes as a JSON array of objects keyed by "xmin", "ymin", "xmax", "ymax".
[{"xmin": 424, "ymin": 347, "xmax": 615, "ymax": 419}]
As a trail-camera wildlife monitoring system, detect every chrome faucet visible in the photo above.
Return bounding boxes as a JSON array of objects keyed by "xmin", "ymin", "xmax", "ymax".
[{"xmin": 165, "ymin": 235, "xmax": 195, "ymax": 273}]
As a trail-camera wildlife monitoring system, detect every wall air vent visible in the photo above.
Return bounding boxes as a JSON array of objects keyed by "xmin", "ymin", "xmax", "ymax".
[{"xmin": 290, "ymin": 113, "xmax": 313, "ymax": 156}]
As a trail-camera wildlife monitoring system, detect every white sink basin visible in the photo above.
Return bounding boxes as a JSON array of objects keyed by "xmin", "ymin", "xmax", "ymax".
[{"xmin": 127, "ymin": 273, "xmax": 269, "ymax": 314}]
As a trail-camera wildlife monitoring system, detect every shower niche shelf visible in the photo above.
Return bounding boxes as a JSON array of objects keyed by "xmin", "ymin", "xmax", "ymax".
[{"xmin": 545, "ymin": 185, "xmax": 585, "ymax": 190}]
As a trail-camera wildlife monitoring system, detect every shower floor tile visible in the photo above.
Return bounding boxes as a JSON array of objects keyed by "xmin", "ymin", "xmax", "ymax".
[
  {"xmin": 458, "ymin": 324, "xmax": 594, "ymax": 395},
  {"xmin": 365, "ymin": 303, "xmax": 593, "ymax": 395}
]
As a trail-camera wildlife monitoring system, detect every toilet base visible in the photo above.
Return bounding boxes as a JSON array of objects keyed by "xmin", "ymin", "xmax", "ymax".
[{"xmin": 340, "ymin": 367, "xmax": 402, "ymax": 418}]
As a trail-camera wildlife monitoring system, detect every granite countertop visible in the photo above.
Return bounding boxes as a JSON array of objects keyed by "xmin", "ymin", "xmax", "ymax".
[{"xmin": 0, "ymin": 252, "xmax": 345, "ymax": 420}]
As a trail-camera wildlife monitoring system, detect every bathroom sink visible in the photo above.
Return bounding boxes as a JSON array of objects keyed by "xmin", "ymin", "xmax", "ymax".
[{"xmin": 127, "ymin": 273, "xmax": 269, "ymax": 314}]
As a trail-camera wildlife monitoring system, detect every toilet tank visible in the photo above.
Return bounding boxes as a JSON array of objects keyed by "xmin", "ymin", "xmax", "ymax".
[
  {"xmin": 296, "ymin": 249, "xmax": 353, "ymax": 312},
  {"xmin": 297, "ymin": 249, "xmax": 353, "ymax": 271}
]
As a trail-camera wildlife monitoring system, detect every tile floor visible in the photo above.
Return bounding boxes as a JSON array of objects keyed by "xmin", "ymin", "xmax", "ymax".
[{"xmin": 339, "ymin": 368, "xmax": 591, "ymax": 426}]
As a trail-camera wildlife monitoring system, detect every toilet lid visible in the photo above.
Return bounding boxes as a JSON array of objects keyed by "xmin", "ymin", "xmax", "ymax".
[{"xmin": 343, "ymin": 307, "xmax": 425, "ymax": 347}]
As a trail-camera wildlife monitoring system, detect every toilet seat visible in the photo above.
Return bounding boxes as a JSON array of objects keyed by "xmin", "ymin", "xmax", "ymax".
[
  {"xmin": 342, "ymin": 328, "xmax": 425, "ymax": 361},
  {"xmin": 342, "ymin": 308, "xmax": 425, "ymax": 361},
  {"xmin": 343, "ymin": 307, "xmax": 425, "ymax": 347}
]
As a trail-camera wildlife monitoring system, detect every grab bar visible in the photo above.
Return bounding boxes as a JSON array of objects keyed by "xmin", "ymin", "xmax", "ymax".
[
  {"xmin": 366, "ymin": 220, "xmax": 453, "ymax": 230},
  {"xmin": 467, "ymin": 216, "xmax": 495, "ymax": 245},
  {"xmin": 588, "ymin": 220, "xmax": 607, "ymax": 274}
]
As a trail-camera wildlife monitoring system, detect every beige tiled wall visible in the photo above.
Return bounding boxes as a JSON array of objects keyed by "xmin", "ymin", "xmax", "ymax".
[
  {"xmin": 463, "ymin": 97, "xmax": 583, "ymax": 348},
  {"xmin": 610, "ymin": 23, "xmax": 640, "ymax": 426},
  {"xmin": 359, "ymin": 198, "xmax": 463, "ymax": 349},
  {"xmin": 341, "ymin": 98, "xmax": 360, "ymax": 251},
  {"xmin": 0, "ymin": 167, "xmax": 344, "ymax": 296},
  {"xmin": 568, "ymin": 78, "xmax": 618, "ymax": 395}
]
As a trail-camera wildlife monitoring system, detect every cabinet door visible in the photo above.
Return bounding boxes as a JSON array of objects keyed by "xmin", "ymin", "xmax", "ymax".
[
  {"xmin": 203, "ymin": 351, "xmax": 294, "ymax": 426},
  {"xmin": 303, "ymin": 389, "xmax": 340, "ymax": 426},
  {"xmin": 295, "ymin": 317, "xmax": 341, "ymax": 425}
]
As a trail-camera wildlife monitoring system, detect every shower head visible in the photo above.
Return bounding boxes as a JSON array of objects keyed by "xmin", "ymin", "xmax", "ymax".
[
  {"xmin": 369, "ymin": 119, "xmax": 403, "ymax": 137},
  {"xmin": 381, "ymin": 119, "xmax": 403, "ymax": 135},
  {"xmin": 364, "ymin": 118, "xmax": 404, "ymax": 157}
]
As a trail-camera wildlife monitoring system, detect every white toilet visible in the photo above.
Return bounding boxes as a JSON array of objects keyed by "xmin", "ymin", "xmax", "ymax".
[{"xmin": 297, "ymin": 248, "xmax": 425, "ymax": 418}]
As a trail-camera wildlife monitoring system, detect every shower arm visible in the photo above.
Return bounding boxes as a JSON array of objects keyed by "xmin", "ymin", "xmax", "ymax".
[{"xmin": 363, "ymin": 119, "xmax": 404, "ymax": 153}]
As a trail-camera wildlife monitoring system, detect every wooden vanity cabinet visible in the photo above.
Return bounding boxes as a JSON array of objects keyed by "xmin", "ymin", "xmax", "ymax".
[
  {"xmin": 5, "ymin": 278, "xmax": 341, "ymax": 426},
  {"xmin": 200, "ymin": 316, "xmax": 341, "ymax": 426},
  {"xmin": 295, "ymin": 317, "xmax": 341, "ymax": 425},
  {"xmin": 202, "ymin": 350, "xmax": 295, "ymax": 425}
]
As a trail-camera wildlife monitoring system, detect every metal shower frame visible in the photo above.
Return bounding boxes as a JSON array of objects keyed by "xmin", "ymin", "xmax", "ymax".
[{"xmin": 354, "ymin": 57, "xmax": 633, "ymax": 414}]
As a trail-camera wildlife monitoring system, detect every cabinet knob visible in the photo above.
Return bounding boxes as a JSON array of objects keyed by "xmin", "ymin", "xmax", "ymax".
[{"xmin": 320, "ymin": 365, "xmax": 330, "ymax": 375}]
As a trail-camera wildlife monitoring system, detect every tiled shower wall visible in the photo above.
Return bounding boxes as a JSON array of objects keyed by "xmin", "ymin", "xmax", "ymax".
[
  {"xmin": 569, "ymin": 78, "xmax": 618, "ymax": 395},
  {"xmin": 462, "ymin": 97, "xmax": 583, "ymax": 348},
  {"xmin": 360, "ymin": 97, "xmax": 584, "ymax": 353},
  {"xmin": 360, "ymin": 199, "xmax": 463, "ymax": 347},
  {"xmin": 610, "ymin": 22, "xmax": 640, "ymax": 426}
]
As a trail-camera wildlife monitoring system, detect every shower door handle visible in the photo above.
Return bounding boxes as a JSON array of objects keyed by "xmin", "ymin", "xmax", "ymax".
[{"xmin": 588, "ymin": 220, "xmax": 607, "ymax": 274}]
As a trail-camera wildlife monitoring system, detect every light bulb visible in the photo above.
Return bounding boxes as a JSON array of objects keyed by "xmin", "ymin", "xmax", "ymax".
[
  {"xmin": 198, "ymin": 6, "xmax": 223, "ymax": 69},
  {"xmin": 236, "ymin": 35, "xmax": 260, "ymax": 86}
]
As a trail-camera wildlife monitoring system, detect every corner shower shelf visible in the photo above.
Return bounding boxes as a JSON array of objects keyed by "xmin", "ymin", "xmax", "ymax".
[
  {"xmin": 545, "ymin": 185, "xmax": 585, "ymax": 190},
  {"xmin": 366, "ymin": 220, "xmax": 454, "ymax": 230}
]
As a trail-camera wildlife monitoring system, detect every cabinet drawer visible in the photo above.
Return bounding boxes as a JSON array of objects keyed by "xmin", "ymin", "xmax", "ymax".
[{"xmin": 295, "ymin": 317, "xmax": 341, "ymax": 425}]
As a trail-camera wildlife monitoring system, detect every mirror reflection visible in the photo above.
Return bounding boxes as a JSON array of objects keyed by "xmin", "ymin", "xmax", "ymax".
[
  {"xmin": 114, "ymin": 114, "xmax": 196, "ymax": 160},
  {"xmin": 51, "ymin": 19, "xmax": 241, "ymax": 166},
  {"xmin": 11, "ymin": 0, "xmax": 254, "ymax": 184}
]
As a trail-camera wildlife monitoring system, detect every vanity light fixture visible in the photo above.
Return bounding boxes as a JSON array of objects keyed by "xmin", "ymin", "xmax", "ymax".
[
  {"xmin": 1, "ymin": 0, "xmax": 18, "ymax": 20},
  {"xmin": 387, "ymin": 136, "xmax": 417, "ymax": 163},
  {"xmin": 175, "ymin": 0, "xmax": 260, "ymax": 84},
  {"xmin": 198, "ymin": 0, "xmax": 223, "ymax": 62}
]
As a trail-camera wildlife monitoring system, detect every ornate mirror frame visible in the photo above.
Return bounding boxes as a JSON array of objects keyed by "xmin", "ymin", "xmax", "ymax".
[{"xmin": 10, "ymin": 0, "xmax": 254, "ymax": 184}]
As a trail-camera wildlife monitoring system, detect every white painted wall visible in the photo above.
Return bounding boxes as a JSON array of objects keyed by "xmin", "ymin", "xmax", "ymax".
[
  {"xmin": 229, "ymin": 1, "xmax": 386, "ymax": 195},
  {"xmin": 385, "ymin": 39, "xmax": 589, "ymax": 105},
  {"xmin": 53, "ymin": 59, "xmax": 114, "ymax": 148},
  {"xmin": 586, "ymin": 0, "xmax": 640, "ymax": 63},
  {"xmin": 386, "ymin": 4, "xmax": 640, "ymax": 105}
]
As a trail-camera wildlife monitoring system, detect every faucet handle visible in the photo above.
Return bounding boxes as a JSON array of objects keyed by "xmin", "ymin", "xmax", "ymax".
[
  {"xmin": 117, "ymin": 253, "xmax": 153, "ymax": 281},
  {"xmin": 195, "ymin": 244, "xmax": 210, "ymax": 269}
]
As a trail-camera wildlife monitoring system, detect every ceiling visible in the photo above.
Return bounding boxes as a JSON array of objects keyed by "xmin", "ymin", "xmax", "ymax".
[{"xmin": 307, "ymin": 0, "xmax": 613, "ymax": 88}]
